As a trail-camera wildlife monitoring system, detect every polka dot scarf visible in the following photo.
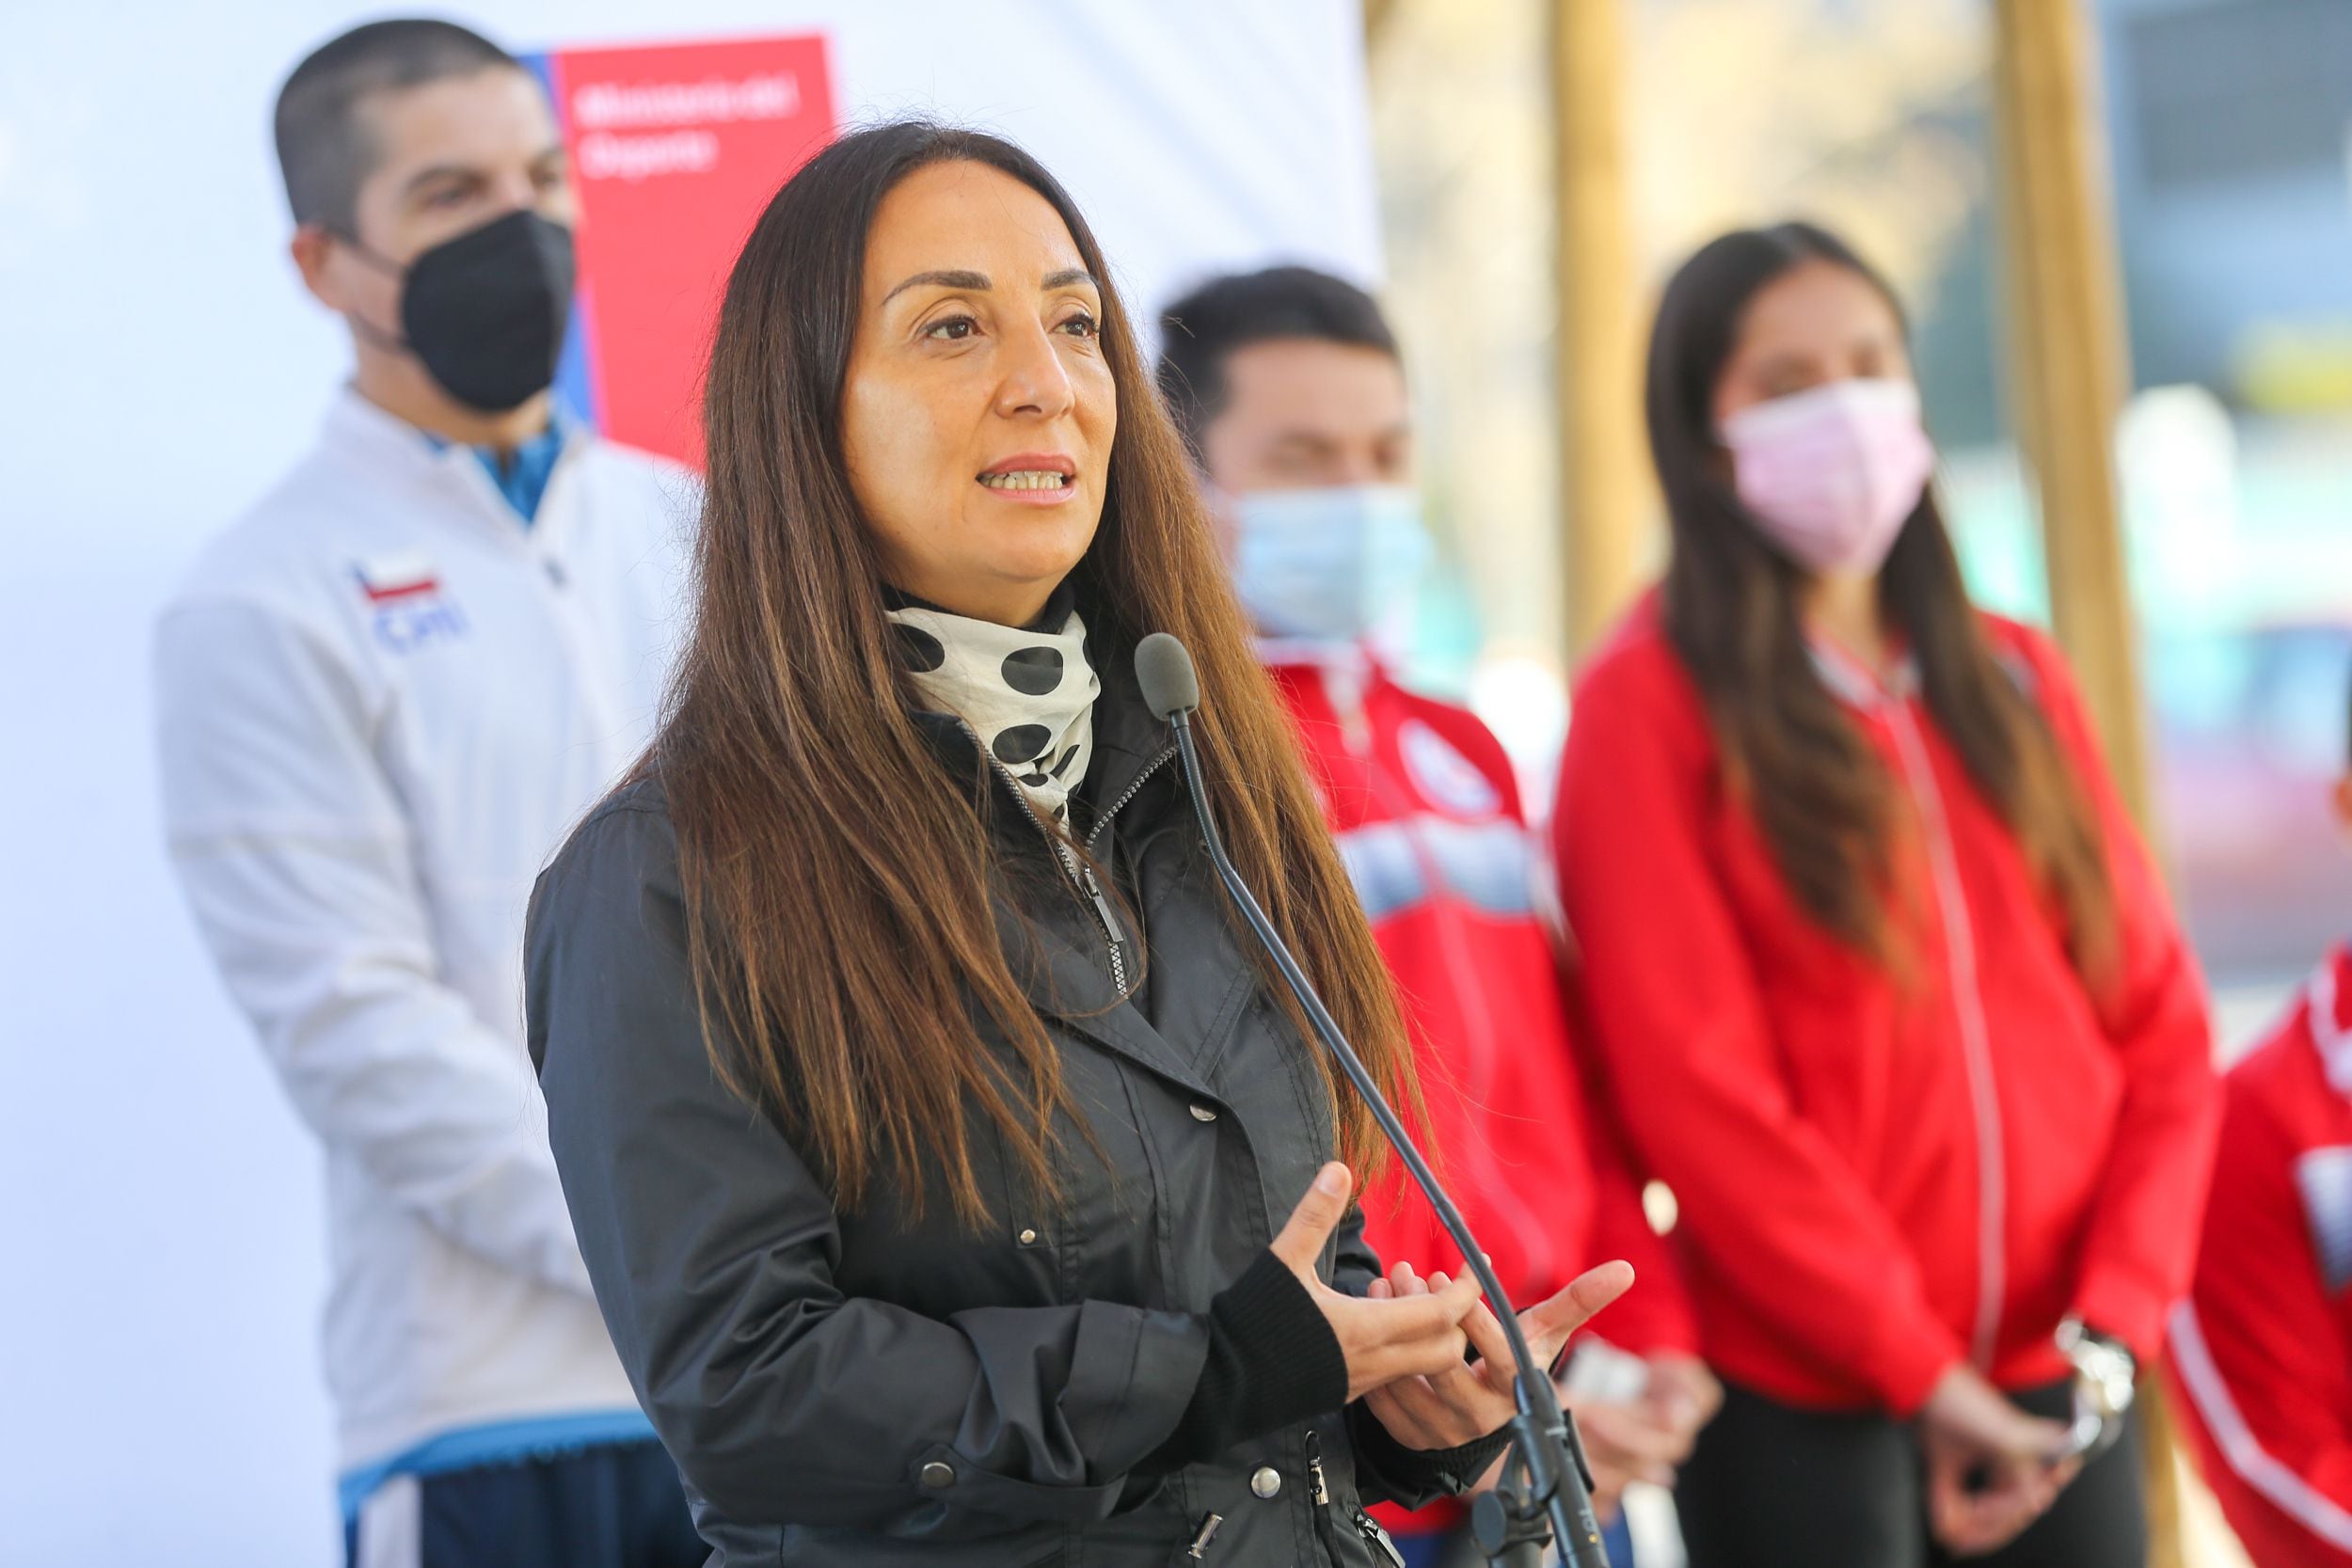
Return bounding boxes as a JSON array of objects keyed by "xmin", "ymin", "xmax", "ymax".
[{"xmin": 887, "ymin": 596, "xmax": 1101, "ymax": 824}]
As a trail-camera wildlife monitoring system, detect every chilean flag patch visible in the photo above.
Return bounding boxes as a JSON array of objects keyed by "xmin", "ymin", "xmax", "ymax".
[
  {"xmin": 354, "ymin": 552, "xmax": 469, "ymax": 654},
  {"xmin": 353, "ymin": 552, "xmax": 442, "ymax": 606}
]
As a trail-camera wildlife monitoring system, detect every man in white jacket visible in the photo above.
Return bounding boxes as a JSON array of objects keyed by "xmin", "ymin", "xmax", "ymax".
[{"xmin": 153, "ymin": 20, "xmax": 703, "ymax": 1566}]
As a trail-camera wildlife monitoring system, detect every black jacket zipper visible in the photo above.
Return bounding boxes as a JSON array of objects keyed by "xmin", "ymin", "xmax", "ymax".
[
  {"xmin": 1083, "ymin": 747, "xmax": 1178, "ymax": 853},
  {"xmin": 1354, "ymin": 1508, "xmax": 1406, "ymax": 1567},
  {"xmin": 1301, "ymin": 1425, "xmax": 1407, "ymax": 1567},
  {"xmin": 987, "ymin": 745, "xmax": 1177, "ymax": 994}
]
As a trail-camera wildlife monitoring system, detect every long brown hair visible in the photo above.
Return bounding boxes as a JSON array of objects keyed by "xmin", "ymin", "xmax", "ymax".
[
  {"xmin": 650, "ymin": 121, "xmax": 1412, "ymax": 1224},
  {"xmin": 1646, "ymin": 222, "xmax": 2118, "ymax": 985}
]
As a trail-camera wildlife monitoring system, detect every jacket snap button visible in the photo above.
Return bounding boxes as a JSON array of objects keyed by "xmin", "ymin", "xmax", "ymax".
[
  {"xmin": 1249, "ymin": 1465, "xmax": 1281, "ymax": 1499},
  {"xmin": 1188, "ymin": 1102, "xmax": 1217, "ymax": 1122},
  {"xmin": 919, "ymin": 1461, "xmax": 957, "ymax": 1489},
  {"xmin": 1017, "ymin": 1227, "xmax": 1039, "ymax": 1246}
]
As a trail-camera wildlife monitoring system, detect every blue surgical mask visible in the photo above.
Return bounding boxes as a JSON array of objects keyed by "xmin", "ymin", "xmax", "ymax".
[{"xmin": 1229, "ymin": 483, "xmax": 1436, "ymax": 645}]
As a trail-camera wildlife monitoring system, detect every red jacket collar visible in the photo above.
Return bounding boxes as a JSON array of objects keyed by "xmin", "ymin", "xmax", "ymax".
[
  {"xmin": 1613, "ymin": 586, "xmax": 1923, "ymax": 712},
  {"xmin": 1806, "ymin": 633, "xmax": 1919, "ymax": 711}
]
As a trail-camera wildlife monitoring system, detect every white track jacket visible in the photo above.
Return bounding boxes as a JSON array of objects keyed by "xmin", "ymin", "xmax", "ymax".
[{"xmin": 154, "ymin": 388, "xmax": 693, "ymax": 1472}]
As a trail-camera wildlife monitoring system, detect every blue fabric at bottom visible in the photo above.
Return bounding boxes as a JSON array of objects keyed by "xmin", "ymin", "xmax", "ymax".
[
  {"xmin": 1391, "ymin": 1508, "xmax": 1636, "ymax": 1567},
  {"xmin": 1393, "ymin": 1533, "xmax": 1447, "ymax": 1568},
  {"xmin": 342, "ymin": 1435, "xmax": 704, "ymax": 1568},
  {"xmin": 339, "ymin": 1409, "xmax": 658, "ymax": 1519}
]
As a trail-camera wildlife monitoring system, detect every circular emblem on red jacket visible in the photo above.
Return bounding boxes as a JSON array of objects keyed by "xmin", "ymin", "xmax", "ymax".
[{"xmin": 1398, "ymin": 718, "xmax": 1502, "ymax": 819}]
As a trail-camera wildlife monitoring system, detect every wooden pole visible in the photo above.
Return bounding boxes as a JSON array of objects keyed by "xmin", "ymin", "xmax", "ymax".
[
  {"xmin": 1551, "ymin": 0, "xmax": 1651, "ymax": 659},
  {"xmin": 1991, "ymin": 0, "xmax": 2153, "ymax": 826},
  {"xmin": 1993, "ymin": 6, "xmax": 2183, "ymax": 1564}
]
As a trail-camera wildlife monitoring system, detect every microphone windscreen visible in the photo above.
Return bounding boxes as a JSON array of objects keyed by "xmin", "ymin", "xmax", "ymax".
[{"xmin": 1135, "ymin": 633, "xmax": 1200, "ymax": 720}]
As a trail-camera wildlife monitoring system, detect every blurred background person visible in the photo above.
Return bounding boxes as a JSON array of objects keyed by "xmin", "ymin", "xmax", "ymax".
[
  {"xmin": 527, "ymin": 121, "xmax": 1636, "ymax": 1568},
  {"xmin": 1552, "ymin": 221, "xmax": 2218, "ymax": 1567},
  {"xmin": 151, "ymin": 20, "xmax": 700, "ymax": 1566},
  {"xmin": 1157, "ymin": 264, "xmax": 1719, "ymax": 1568},
  {"xmin": 2169, "ymin": 669, "xmax": 2352, "ymax": 1568}
]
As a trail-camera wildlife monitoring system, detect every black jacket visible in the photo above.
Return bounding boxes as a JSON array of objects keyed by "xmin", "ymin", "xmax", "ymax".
[{"xmin": 525, "ymin": 656, "xmax": 1501, "ymax": 1565}]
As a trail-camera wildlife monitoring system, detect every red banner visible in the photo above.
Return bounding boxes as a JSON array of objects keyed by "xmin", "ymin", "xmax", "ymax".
[{"xmin": 546, "ymin": 35, "xmax": 835, "ymax": 466}]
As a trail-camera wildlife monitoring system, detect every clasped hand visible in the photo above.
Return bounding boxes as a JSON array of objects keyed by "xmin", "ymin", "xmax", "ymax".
[
  {"xmin": 1918, "ymin": 1365, "xmax": 2080, "ymax": 1557},
  {"xmin": 1272, "ymin": 1162, "xmax": 1636, "ymax": 1452}
]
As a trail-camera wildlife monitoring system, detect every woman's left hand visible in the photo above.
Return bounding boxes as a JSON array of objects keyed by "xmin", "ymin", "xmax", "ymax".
[{"xmin": 1363, "ymin": 1259, "xmax": 1635, "ymax": 1451}]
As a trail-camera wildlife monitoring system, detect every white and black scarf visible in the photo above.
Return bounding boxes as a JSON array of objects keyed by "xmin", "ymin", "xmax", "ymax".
[{"xmin": 887, "ymin": 594, "xmax": 1100, "ymax": 824}]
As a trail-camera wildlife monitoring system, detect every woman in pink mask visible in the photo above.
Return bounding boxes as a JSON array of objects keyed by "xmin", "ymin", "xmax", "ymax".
[{"xmin": 1549, "ymin": 222, "xmax": 2217, "ymax": 1566}]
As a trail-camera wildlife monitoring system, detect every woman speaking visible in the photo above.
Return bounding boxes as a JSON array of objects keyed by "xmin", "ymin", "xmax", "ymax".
[{"xmin": 524, "ymin": 122, "xmax": 1626, "ymax": 1567}]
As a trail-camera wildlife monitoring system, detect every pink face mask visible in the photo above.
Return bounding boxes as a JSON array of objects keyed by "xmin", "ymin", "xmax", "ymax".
[{"xmin": 1719, "ymin": 377, "xmax": 1936, "ymax": 576}]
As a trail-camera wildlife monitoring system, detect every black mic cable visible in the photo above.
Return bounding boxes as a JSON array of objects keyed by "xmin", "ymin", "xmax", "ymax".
[{"xmin": 1133, "ymin": 632, "xmax": 1610, "ymax": 1568}]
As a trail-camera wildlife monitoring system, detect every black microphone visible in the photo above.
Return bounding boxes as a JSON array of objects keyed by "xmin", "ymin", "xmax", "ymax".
[{"xmin": 1135, "ymin": 633, "xmax": 1611, "ymax": 1568}]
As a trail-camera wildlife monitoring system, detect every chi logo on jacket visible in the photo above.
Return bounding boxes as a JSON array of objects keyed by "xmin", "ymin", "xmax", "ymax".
[{"xmin": 354, "ymin": 551, "xmax": 468, "ymax": 655}]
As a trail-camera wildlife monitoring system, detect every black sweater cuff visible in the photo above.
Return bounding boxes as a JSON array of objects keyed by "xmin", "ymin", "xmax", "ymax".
[
  {"xmin": 1346, "ymin": 1402, "xmax": 1515, "ymax": 1512},
  {"xmin": 1142, "ymin": 1250, "xmax": 1348, "ymax": 1473}
]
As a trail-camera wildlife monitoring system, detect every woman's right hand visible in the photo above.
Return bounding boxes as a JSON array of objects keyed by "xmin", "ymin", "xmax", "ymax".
[
  {"xmin": 1918, "ymin": 1364, "xmax": 2078, "ymax": 1557},
  {"xmin": 1272, "ymin": 1163, "xmax": 1485, "ymax": 1402}
]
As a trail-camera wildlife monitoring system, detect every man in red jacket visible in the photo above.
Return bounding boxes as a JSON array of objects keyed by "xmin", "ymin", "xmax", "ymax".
[
  {"xmin": 2169, "ymin": 701, "xmax": 2352, "ymax": 1567},
  {"xmin": 1156, "ymin": 265, "xmax": 1715, "ymax": 1567}
]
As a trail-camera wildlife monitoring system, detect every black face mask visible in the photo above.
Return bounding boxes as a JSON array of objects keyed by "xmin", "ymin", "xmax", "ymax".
[{"xmin": 346, "ymin": 210, "xmax": 576, "ymax": 413}]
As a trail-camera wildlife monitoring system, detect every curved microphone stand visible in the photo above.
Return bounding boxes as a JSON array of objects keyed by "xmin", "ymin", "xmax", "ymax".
[{"xmin": 1134, "ymin": 633, "xmax": 1609, "ymax": 1568}]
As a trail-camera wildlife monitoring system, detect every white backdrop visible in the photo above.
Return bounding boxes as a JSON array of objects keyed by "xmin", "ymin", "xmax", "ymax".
[{"xmin": 0, "ymin": 5, "xmax": 1379, "ymax": 1560}]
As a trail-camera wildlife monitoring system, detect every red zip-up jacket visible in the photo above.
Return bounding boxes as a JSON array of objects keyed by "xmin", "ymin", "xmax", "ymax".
[
  {"xmin": 1269, "ymin": 649, "xmax": 1697, "ymax": 1533},
  {"xmin": 1550, "ymin": 603, "xmax": 2216, "ymax": 1416},
  {"xmin": 2168, "ymin": 947, "xmax": 2352, "ymax": 1567}
]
